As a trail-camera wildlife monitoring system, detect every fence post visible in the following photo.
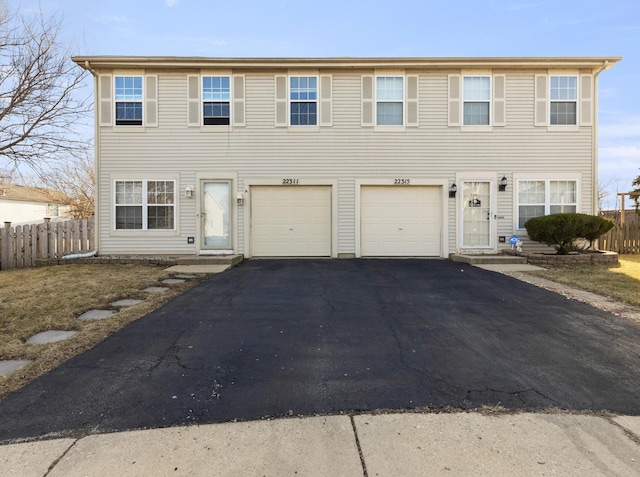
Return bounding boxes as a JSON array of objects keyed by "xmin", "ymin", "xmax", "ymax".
[
  {"xmin": 40, "ymin": 218, "xmax": 51, "ymax": 259},
  {"xmin": 1, "ymin": 222, "xmax": 11, "ymax": 271}
]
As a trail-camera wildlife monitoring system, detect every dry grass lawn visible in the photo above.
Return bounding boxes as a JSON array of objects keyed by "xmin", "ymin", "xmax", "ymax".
[
  {"xmin": 0, "ymin": 264, "xmax": 205, "ymax": 399},
  {"xmin": 527, "ymin": 254, "xmax": 640, "ymax": 308}
]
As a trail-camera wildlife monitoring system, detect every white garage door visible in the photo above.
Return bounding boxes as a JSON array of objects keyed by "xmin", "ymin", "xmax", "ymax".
[
  {"xmin": 361, "ymin": 186, "xmax": 441, "ymax": 256},
  {"xmin": 251, "ymin": 186, "xmax": 331, "ymax": 257}
]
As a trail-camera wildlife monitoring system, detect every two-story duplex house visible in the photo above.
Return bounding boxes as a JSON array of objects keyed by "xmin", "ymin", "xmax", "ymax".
[{"xmin": 72, "ymin": 56, "xmax": 619, "ymax": 258}]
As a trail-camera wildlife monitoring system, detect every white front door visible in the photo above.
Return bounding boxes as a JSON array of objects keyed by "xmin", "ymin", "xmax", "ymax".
[
  {"xmin": 202, "ymin": 180, "xmax": 232, "ymax": 250},
  {"xmin": 461, "ymin": 181, "xmax": 492, "ymax": 249}
]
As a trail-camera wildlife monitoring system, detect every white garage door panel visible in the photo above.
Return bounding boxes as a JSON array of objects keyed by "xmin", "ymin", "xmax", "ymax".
[
  {"xmin": 251, "ymin": 186, "xmax": 331, "ymax": 257},
  {"xmin": 361, "ymin": 186, "xmax": 441, "ymax": 256}
]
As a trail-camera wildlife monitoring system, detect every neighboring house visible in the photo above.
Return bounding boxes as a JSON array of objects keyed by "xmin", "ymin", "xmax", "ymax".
[
  {"xmin": 72, "ymin": 56, "xmax": 620, "ymax": 258},
  {"xmin": 602, "ymin": 209, "xmax": 639, "ymax": 225},
  {"xmin": 0, "ymin": 183, "xmax": 70, "ymax": 226}
]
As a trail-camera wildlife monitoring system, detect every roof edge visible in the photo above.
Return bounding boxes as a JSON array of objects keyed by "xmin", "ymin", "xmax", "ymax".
[{"xmin": 72, "ymin": 56, "xmax": 622, "ymax": 71}]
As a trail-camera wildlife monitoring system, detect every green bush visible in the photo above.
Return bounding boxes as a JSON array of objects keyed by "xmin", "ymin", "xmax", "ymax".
[{"xmin": 524, "ymin": 213, "xmax": 614, "ymax": 254}]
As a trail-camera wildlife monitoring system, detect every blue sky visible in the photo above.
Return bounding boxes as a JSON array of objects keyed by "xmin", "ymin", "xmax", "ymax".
[{"xmin": 18, "ymin": 0, "xmax": 640, "ymax": 208}]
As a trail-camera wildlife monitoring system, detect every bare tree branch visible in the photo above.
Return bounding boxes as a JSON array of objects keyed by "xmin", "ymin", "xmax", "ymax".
[
  {"xmin": 0, "ymin": 2, "xmax": 90, "ymax": 173},
  {"xmin": 38, "ymin": 150, "xmax": 95, "ymax": 219}
]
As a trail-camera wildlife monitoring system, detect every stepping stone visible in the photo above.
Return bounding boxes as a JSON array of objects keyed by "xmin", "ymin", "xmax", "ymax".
[
  {"xmin": 78, "ymin": 309, "xmax": 115, "ymax": 321},
  {"xmin": 111, "ymin": 299, "xmax": 144, "ymax": 307},
  {"xmin": 27, "ymin": 331, "xmax": 77, "ymax": 344},
  {"xmin": 174, "ymin": 274, "xmax": 196, "ymax": 279},
  {"xmin": 143, "ymin": 287, "xmax": 169, "ymax": 293},
  {"xmin": 0, "ymin": 360, "xmax": 32, "ymax": 377},
  {"xmin": 161, "ymin": 279, "xmax": 186, "ymax": 285}
]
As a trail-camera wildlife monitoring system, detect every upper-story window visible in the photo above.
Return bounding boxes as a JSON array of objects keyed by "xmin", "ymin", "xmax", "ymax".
[
  {"xmin": 203, "ymin": 76, "xmax": 231, "ymax": 125},
  {"xmin": 376, "ymin": 76, "xmax": 404, "ymax": 126},
  {"xmin": 290, "ymin": 76, "xmax": 317, "ymax": 126},
  {"xmin": 550, "ymin": 75, "xmax": 577, "ymax": 125},
  {"xmin": 115, "ymin": 76, "xmax": 143, "ymax": 126},
  {"xmin": 463, "ymin": 76, "xmax": 491, "ymax": 125}
]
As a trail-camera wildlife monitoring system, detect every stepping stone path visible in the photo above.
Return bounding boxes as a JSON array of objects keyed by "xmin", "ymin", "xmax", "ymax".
[
  {"xmin": 0, "ymin": 360, "xmax": 32, "ymax": 377},
  {"xmin": 3, "ymin": 276, "xmax": 198, "ymax": 378},
  {"xmin": 111, "ymin": 299, "xmax": 144, "ymax": 307},
  {"xmin": 143, "ymin": 287, "xmax": 169, "ymax": 293},
  {"xmin": 78, "ymin": 310, "xmax": 115, "ymax": 321},
  {"xmin": 26, "ymin": 331, "xmax": 77, "ymax": 344}
]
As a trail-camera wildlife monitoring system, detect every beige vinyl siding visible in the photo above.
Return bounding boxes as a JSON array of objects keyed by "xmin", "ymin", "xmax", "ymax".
[
  {"xmin": 338, "ymin": 178, "xmax": 356, "ymax": 254},
  {"xmin": 97, "ymin": 70, "xmax": 596, "ymax": 256}
]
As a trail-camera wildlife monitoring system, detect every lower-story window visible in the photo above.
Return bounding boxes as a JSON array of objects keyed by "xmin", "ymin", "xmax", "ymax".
[
  {"xmin": 115, "ymin": 180, "xmax": 175, "ymax": 230},
  {"xmin": 517, "ymin": 179, "xmax": 577, "ymax": 229}
]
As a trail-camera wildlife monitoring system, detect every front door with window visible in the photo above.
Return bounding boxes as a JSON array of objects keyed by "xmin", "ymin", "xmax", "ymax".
[
  {"xmin": 462, "ymin": 181, "xmax": 492, "ymax": 249},
  {"xmin": 201, "ymin": 180, "xmax": 232, "ymax": 250}
]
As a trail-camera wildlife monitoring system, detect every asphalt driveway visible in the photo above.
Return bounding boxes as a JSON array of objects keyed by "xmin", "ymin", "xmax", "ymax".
[{"xmin": 2, "ymin": 259, "xmax": 640, "ymax": 442}]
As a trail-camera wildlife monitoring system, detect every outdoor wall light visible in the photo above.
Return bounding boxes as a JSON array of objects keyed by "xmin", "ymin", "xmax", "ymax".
[
  {"xmin": 184, "ymin": 185, "xmax": 193, "ymax": 198},
  {"xmin": 499, "ymin": 176, "xmax": 508, "ymax": 192},
  {"xmin": 449, "ymin": 183, "xmax": 457, "ymax": 198}
]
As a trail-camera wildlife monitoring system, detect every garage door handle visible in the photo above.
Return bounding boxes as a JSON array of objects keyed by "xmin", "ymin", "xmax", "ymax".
[{"xmin": 398, "ymin": 228, "xmax": 403, "ymax": 230}]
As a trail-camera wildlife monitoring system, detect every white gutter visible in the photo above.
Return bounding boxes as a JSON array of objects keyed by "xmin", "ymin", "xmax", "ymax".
[
  {"xmin": 592, "ymin": 60, "xmax": 610, "ymax": 215},
  {"xmin": 84, "ymin": 60, "xmax": 100, "ymax": 255}
]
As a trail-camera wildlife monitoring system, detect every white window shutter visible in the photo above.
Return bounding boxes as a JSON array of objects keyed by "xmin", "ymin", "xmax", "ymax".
[
  {"xmin": 145, "ymin": 75, "xmax": 158, "ymax": 127},
  {"xmin": 98, "ymin": 75, "xmax": 112, "ymax": 126},
  {"xmin": 319, "ymin": 75, "xmax": 332, "ymax": 126},
  {"xmin": 361, "ymin": 75, "xmax": 374, "ymax": 127},
  {"xmin": 275, "ymin": 75, "xmax": 288, "ymax": 127},
  {"xmin": 534, "ymin": 74, "xmax": 548, "ymax": 127},
  {"xmin": 187, "ymin": 75, "xmax": 200, "ymax": 127},
  {"xmin": 580, "ymin": 74, "xmax": 593, "ymax": 126},
  {"xmin": 233, "ymin": 75, "xmax": 246, "ymax": 127},
  {"xmin": 493, "ymin": 74, "xmax": 506, "ymax": 127},
  {"xmin": 448, "ymin": 75, "xmax": 461, "ymax": 126},
  {"xmin": 406, "ymin": 75, "xmax": 419, "ymax": 127}
]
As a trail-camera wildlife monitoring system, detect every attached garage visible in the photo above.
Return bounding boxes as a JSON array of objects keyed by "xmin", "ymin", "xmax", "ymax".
[
  {"xmin": 360, "ymin": 185, "xmax": 442, "ymax": 257},
  {"xmin": 250, "ymin": 185, "xmax": 332, "ymax": 257}
]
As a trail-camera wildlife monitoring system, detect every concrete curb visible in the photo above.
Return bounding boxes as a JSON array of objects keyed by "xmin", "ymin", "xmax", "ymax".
[{"xmin": 1, "ymin": 413, "xmax": 638, "ymax": 476}]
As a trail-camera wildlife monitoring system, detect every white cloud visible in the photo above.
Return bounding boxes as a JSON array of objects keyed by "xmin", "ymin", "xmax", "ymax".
[
  {"xmin": 599, "ymin": 145, "xmax": 640, "ymax": 160},
  {"xmin": 91, "ymin": 14, "xmax": 129, "ymax": 26},
  {"xmin": 165, "ymin": 0, "xmax": 180, "ymax": 6}
]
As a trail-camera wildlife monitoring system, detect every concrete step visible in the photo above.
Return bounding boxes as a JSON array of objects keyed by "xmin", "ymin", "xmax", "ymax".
[
  {"xmin": 449, "ymin": 253, "xmax": 528, "ymax": 265},
  {"xmin": 174, "ymin": 255, "xmax": 244, "ymax": 266}
]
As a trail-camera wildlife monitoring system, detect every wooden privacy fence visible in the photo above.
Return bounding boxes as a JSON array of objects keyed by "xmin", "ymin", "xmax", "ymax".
[
  {"xmin": 0, "ymin": 218, "xmax": 95, "ymax": 270},
  {"xmin": 600, "ymin": 222, "xmax": 640, "ymax": 254}
]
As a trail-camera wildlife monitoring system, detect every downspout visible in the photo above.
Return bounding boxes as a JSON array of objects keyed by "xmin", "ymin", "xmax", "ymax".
[
  {"xmin": 85, "ymin": 61, "xmax": 100, "ymax": 255},
  {"xmin": 592, "ymin": 60, "xmax": 609, "ymax": 216}
]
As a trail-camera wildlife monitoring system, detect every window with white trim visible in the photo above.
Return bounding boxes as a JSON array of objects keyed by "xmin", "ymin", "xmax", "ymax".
[
  {"xmin": 203, "ymin": 76, "xmax": 230, "ymax": 125},
  {"xmin": 517, "ymin": 179, "xmax": 577, "ymax": 229},
  {"xmin": 290, "ymin": 76, "xmax": 317, "ymax": 125},
  {"xmin": 550, "ymin": 75, "xmax": 577, "ymax": 125},
  {"xmin": 115, "ymin": 76, "xmax": 143, "ymax": 125},
  {"xmin": 376, "ymin": 76, "xmax": 404, "ymax": 126},
  {"xmin": 115, "ymin": 180, "xmax": 175, "ymax": 230},
  {"xmin": 463, "ymin": 76, "xmax": 491, "ymax": 125}
]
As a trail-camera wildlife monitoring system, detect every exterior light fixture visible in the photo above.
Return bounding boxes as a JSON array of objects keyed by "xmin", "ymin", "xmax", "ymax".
[
  {"xmin": 499, "ymin": 176, "xmax": 508, "ymax": 192},
  {"xmin": 185, "ymin": 185, "xmax": 193, "ymax": 198},
  {"xmin": 449, "ymin": 183, "xmax": 457, "ymax": 198}
]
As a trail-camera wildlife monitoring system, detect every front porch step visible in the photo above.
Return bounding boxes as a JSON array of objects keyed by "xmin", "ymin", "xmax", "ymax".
[
  {"xmin": 449, "ymin": 253, "xmax": 528, "ymax": 265},
  {"xmin": 174, "ymin": 255, "xmax": 244, "ymax": 266}
]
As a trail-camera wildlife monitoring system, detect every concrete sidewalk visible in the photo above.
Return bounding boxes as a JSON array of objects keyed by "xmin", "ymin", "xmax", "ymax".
[{"xmin": 2, "ymin": 412, "xmax": 638, "ymax": 477}]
